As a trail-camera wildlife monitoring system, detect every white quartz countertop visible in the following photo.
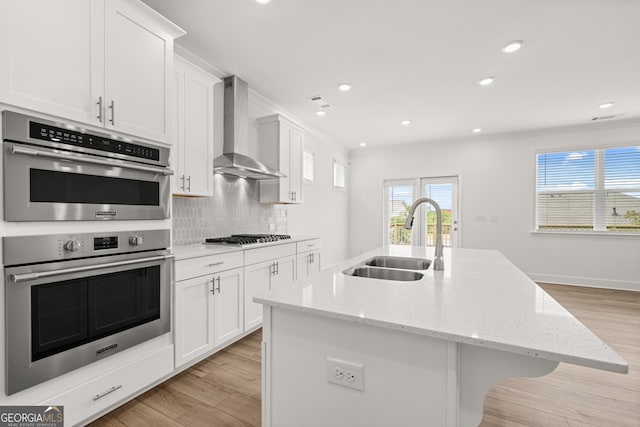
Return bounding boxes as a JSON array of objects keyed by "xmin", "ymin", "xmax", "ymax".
[
  {"xmin": 172, "ymin": 235, "xmax": 320, "ymax": 261},
  {"xmin": 255, "ymin": 245, "xmax": 628, "ymax": 374}
]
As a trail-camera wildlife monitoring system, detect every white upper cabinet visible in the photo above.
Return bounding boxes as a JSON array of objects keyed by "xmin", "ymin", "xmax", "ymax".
[
  {"xmin": 172, "ymin": 56, "xmax": 218, "ymax": 196},
  {"xmin": 258, "ymin": 114, "xmax": 305, "ymax": 204},
  {"xmin": 0, "ymin": 0, "xmax": 184, "ymax": 143}
]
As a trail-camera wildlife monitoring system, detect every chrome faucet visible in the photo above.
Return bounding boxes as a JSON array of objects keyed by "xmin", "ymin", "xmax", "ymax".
[{"xmin": 404, "ymin": 197, "xmax": 444, "ymax": 270}]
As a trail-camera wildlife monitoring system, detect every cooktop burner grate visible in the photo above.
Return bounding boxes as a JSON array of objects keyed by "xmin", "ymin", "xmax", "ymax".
[{"xmin": 205, "ymin": 234, "xmax": 291, "ymax": 246}]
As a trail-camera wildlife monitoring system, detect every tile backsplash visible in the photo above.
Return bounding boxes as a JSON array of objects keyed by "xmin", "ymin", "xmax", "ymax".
[{"xmin": 172, "ymin": 174, "xmax": 287, "ymax": 245}]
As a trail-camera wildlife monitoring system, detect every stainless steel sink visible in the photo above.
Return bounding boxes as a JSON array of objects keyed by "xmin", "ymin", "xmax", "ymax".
[
  {"xmin": 344, "ymin": 267, "xmax": 424, "ymax": 281},
  {"xmin": 364, "ymin": 256, "xmax": 431, "ymax": 270}
]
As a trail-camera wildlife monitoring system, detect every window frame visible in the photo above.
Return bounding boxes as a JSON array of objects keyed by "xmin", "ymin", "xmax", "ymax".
[
  {"xmin": 533, "ymin": 144, "xmax": 640, "ymax": 237},
  {"xmin": 332, "ymin": 159, "xmax": 346, "ymax": 191},
  {"xmin": 302, "ymin": 149, "xmax": 315, "ymax": 185}
]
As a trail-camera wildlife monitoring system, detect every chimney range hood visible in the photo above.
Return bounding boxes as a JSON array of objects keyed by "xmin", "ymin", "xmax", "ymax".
[{"xmin": 213, "ymin": 76, "xmax": 285, "ymax": 180}]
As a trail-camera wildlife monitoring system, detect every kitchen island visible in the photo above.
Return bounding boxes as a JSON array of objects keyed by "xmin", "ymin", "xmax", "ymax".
[{"xmin": 255, "ymin": 245, "xmax": 627, "ymax": 427}]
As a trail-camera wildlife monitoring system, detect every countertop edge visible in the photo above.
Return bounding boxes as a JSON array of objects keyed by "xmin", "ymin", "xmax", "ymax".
[{"xmin": 254, "ymin": 296, "xmax": 629, "ymax": 374}]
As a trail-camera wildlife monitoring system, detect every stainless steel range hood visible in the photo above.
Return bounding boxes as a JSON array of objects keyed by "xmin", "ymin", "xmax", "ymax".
[{"xmin": 213, "ymin": 76, "xmax": 285, "ymax": 179}]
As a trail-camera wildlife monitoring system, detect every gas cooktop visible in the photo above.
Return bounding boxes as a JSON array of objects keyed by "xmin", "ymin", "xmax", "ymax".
[{"xmin": 205, "ymin": 234, "xmax": 291, "ymax": 246}]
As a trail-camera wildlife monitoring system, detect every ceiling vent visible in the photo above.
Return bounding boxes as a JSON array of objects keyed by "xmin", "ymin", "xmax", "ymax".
[{"xmin": 308, "ymin": 96, "xmax": 331, "ymax": 109}]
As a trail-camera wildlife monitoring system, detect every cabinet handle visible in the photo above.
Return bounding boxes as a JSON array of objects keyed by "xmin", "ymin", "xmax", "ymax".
[
  {"xmin": 187, "ymin": 175, "xmax": 191, "ymax": 191},
  {"xmin": 215, "ymin": 276, "xmax": 221, "ymax": 293},
  {"xmin": 270, "ymin": 263, "xmax": 276, "ymax": 276},
  {"xmin": 311, "ymin": 253, "xmax": 314, "ymax": 264},
  {"xmin": 209, "ymin": 277, "xmax": 215, "ymax": 294},
  {"xmin": 108, "ymin": 100, "xmax": 115, "ymax": 125},
  {"xmin": 275, "ymin": 261, "xmax": 279, "ymax": 275},
  {"xmin": 180, "ymin": 175, "xmax": 185, "ymax": 190},
  {"xmin": 93, "ymin": 385, "xmax": 122, "ymax": 401},
  {"xmin": 208, "ymin": 261, "xmax": 224, "ymax": 267},
  {"xmin": 97, "ymin": 96, "xmax": 103, "ymax": 123}
]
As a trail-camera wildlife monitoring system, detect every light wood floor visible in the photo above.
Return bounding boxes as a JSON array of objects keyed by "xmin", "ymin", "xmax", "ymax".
[{"xmin": 90, "ymin": 284, "xmax": 639, "ymax": 427}]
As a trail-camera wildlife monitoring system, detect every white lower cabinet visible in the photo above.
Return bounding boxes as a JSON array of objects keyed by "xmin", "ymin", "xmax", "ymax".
[
  {"xmin": 38, "ymin": 344, "xmax": 173, "ymax": 427},
  {"xmin": 244, "ymin": 243, "xmax": 297, "ymax": 331},
  {"xmin": 214, "ymin": 268, "xmax": 244, "ymax": 345},
  {"xmin": 296, "ymin": 239, "xmax": 322, "ymax": 279},
  {"xmin": 174, "ymin": 252, "xmax": 244, "ymax": 368}
]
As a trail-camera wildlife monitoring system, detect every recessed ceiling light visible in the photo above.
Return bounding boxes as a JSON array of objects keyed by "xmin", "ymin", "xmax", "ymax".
[
  {"xmin": 502, "ymin": 40, "xmax": 524, "ymax": 53},
  {"xmin": 472, "ymin": 128, "xmax": 482, "ymax": 134},
  {"xmin": 338, "ymin": 83, "xmax": 352, "ymax": 92},
  {"xmin": 359, "ymin": 142, "xmax": 367, "ymax": 147},
  {"xmin": 599, "ymin": 102, "xmax": 614, "ymax": 109},
  {"xmin": 316, "ymin": 110, "xmax": 326, "ymax": 116},
  {"xmin": 401, "ymin": 120, "xmax": 411, "ymax": 126},
  {"xmin": 255, "ymin": 0, "xmax": 271, "ymax": 4},
  {"xmin": 478, "ymin": 77, "xmax": 495, "ymax": 86}
]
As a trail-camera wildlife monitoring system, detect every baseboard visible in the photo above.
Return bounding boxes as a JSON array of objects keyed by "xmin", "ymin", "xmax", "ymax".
[{"xmin": 528, "ymin": 273, "xmax": 640, "ymax": 292}]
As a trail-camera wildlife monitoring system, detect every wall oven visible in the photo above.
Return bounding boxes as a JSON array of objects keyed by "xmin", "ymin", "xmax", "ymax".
[
  {"xmin": 3, "ymin": 229, "xmax": 173, "ymax": 395},
  {"xmin": 2, "ymin": 111, "xmax": 172, "ymax": 221}
]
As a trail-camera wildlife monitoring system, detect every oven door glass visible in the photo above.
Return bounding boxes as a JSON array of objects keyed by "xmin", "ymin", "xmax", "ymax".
[
  {"xmin": 31, "ymin": 265, "xmax": 161, "ymax": 362},
  {"xmin": 30, "ymin": 168, "xmax": 160, "ymax": 206}
]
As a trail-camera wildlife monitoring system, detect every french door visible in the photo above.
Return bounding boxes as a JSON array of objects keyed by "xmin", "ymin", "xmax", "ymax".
[{"xmin": 384, "ymin": 176, "xmax": 460, "ymax": 248}]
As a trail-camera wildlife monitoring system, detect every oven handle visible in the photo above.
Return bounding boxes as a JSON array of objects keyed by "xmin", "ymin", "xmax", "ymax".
[
  {"xmin": 10, "ymin": 145, "xmax": 174, "ymax": 176},
  {"xmin": 10, "ymin": 254, "xmax": 175, "ymax": 284}
]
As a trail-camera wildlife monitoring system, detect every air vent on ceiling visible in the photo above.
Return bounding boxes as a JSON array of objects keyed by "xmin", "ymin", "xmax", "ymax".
[{"xmin": 591, "ymin": 113, "xmax": 627, "ymax": 121}]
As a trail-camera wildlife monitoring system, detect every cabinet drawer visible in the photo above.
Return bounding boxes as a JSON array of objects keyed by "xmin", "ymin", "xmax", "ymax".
[
  {"xmin": 176, "ymin": 251, "xmax": 244, "ymax": 281},
  {"xmin": 38, "ymin": 345, "xmax": 173, "ymax": 426},
  {"xmin": 297, "ymin": 239, "xmax": 322, "ymax": 254},
  {"xmin": 244, "ymin": 243, "xmax": 296, "ymax": 266}
]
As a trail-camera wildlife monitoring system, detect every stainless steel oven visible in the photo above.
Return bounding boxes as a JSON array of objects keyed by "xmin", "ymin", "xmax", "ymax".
[
  {"xmin": 2, "ymin": 111, "xmax": 172, "ymax": 221},
  {"xmin": 3, "ymin": 229, "xmax": 173, "ymax": 395}
]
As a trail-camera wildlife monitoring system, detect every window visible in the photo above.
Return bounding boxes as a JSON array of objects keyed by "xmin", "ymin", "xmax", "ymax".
[
  {"xmin": 536, "ymin": 145, "xmax": 640, "ymax": 233},
  {"xmin": 303, "ymin": 150, "xmax": 314, "ymax": 183},
  {"xmin": 333, "ymin": 160, "xmax": 345, "ymax": 190}
]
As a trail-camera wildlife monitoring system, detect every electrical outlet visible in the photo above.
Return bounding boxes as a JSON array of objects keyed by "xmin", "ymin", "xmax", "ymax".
[{"xmin": 326, "ymin": 357, "xmax": 364, "ymax": 391}]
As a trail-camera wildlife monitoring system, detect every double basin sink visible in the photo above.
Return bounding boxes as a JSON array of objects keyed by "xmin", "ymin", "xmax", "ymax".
[{"xmin": 343, "ymin": 256, "xmax": 431, "ymax": 282}]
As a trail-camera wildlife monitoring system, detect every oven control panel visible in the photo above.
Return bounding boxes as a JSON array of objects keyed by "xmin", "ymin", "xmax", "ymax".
[
  {"xmin": 2, "ymin": 230, "xmax": 170, "ymax": 266},
  {"xmin": 94, "ymin": 236, "xmax": 119, "ymax": 250},
  {"xmin": 29, "ymin": 121, "xmax": 160, "ymax": 161}
]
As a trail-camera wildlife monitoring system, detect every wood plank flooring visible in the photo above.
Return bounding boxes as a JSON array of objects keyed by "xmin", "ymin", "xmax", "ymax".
[{"xmin": 90, "ymin": 284, "xmax": 640, "ymax": 427}]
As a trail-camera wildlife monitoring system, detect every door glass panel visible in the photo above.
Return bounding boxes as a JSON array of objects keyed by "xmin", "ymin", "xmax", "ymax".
[
  {"xmin": 423, "ymin": 183, "xmax": 453, "ymax": 247},
  {"xmin": 387, "ymin": 184, "xmax": 413, "ymax": 245}
]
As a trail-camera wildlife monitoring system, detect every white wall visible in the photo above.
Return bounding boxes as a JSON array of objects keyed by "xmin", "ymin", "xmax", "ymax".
[{"xmin": 349, "ymin": 119, "xmax": 640, "ymax": 291}]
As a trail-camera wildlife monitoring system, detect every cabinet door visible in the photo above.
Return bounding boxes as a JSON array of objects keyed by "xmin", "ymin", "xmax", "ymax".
[
  {"xmin": 308, "ymin": 250, "xmax": 321, "ymax": 276},
  {"xmin": 174, "ymin": 276, "xmax": 215, "ymax": 368},
  {"xmin": 289, "ymin": 127, "xmax": 304, "ymax": 203},
  {"xmin": 181, "ymin": 60, "xmax": 216, "ymax": 196},
  {"xmin": 104, "ymin": 0, "xmax": 175, "ymax": 142},
  {"xmin": 278, "ymin": 123, "xmax": 292, "ymax": 202},
  {"xmin": 272, "ymin": 255, "xmax": 296, "ymax": 287},
  {"xmin": 0, "ymin": 0, "xmax": 103, "ymax": 125},
  {"xmin": 214, "ymin": 268, "xmax": 244, "ymax": 346},
  {"xmin": 244, "ymin": 260, "xmax": 273, "ymax": 331},
  {"xmin": 172, "ymin": 64, "xmax": 185, "ymax": 193},
  {"xmin": 296, "ymin": 253, "xmax": 310, "ymax": 279}
]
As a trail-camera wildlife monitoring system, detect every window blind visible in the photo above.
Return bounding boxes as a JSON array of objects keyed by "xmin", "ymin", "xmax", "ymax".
[
  {"xmin": 333, "ymin": 161, "xmax": 345, "ymax": 189},
  {"xmin": 536, "ymin": 146, "xmax": 640, "ymax": 233},
  {"xmin": 303, "ymin": 150, "xmax": 314, "ymax": 183},
  {"xmin": 386, "ymin": 183, "xmax": 413, "ymax": 245}
]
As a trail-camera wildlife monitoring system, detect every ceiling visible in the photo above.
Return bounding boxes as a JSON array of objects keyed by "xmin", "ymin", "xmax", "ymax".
[{"xmin": 143, "ymin": 0, "xmax": 640, "ymax": 150}]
